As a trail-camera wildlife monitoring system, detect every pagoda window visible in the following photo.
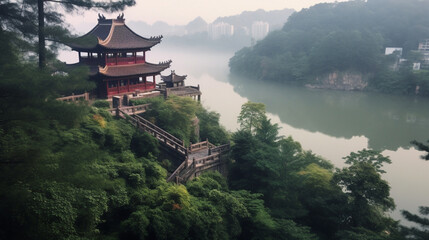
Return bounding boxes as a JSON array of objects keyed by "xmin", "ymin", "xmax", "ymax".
[
  {"xmin": 136, "ymin": 52, "xmax": 144, "ymax": 63},
  {"xmin": 139, "ymin": 77, "xmax": 143, "ymax": 83},
  {"xmin": 120, "ymin": 80, "xmax": 127, "ymax": 86},
  {"xmin": 106, "ymin": 53, "xmax": 115, "ymax": 65},
  {"xmin": 130, "ymin": 79, "xmax": 138, "ymax": 85},
  {"xmin": 108, "ymin": 81, "xmax": 118, "ymax": 88}
]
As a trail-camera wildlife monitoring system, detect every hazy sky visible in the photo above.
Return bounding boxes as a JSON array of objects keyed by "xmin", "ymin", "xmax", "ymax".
[{"xmin": 66, "ymin": 0, "xmax": 347, "ymax": 30}]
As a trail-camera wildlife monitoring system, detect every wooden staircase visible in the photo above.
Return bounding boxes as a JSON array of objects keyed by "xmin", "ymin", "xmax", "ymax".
[{"xmin": 110, "ymin": 105, "xmax": 230, "ymax": 184}]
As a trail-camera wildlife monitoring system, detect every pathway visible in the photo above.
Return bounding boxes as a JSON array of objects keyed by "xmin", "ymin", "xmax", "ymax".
[{"xmin": 110, "ymin": 105, "xmax": 230, "ymax": 184}]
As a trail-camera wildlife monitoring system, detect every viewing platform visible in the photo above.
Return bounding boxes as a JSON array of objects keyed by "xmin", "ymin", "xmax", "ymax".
[{"xmin": 159, "ymin": 85, "xmax": 202, "ymax": 101}]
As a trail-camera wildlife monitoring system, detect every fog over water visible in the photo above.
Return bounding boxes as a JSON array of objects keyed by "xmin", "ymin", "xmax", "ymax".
[{"xmin": 59, "ymin": 44, "xmax": 429, "ymax": 225}]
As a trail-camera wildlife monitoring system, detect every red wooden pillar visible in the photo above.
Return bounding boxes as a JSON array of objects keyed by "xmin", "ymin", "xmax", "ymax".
[
  {"xmin": 153, "ymin": 75, "xmax": 156, "ymax": 88},
  {"xmin": 127, "ymin": 79, "xmax": 130, "ymax": 92},
  {"xmin": 117, "ymin": 79, "xmax": 119, "ymax": 94},
  {"xmin": 143, "ymin": 51, "xmax": 146, "ymax": 61},
  {"xmin": 115, "ymin": 53, "xmax": 118, "ymax": 65},
  {"xmin": 134, "ymin": 52, "xmax": 137, "ymax": 63}
]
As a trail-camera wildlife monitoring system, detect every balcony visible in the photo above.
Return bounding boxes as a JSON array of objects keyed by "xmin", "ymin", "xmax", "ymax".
[{"xmin": 106, "ymin": 56, "xmax": 145, "ymax": 66}]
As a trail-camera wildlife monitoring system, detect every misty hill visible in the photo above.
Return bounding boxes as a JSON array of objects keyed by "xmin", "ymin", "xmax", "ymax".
[
  {"xmin": 127, "ymin": 20, "xmax": 187, "ymax": 36},
  {"xmin": 214, "ymin": 8, "xmax": 295, "ymax": 31},
  {"xmin": 186, "ymin": 16, "xmax": 208, "ymax": 34},
  {"xmin": 127, "ymin": 8, "xmax": 295, "ymax": 52},
  {"xmin": 229, "ymin": 0, "xmax": 429, "ymax": 96}
]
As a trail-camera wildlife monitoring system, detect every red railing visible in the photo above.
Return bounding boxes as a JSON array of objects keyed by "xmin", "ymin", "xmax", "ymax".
[
  {"xmin": 107, "ymin": 82, "xmax": 156, "ymax": 96},
  {"xmin": 145, "ymin": 82, "xmax": 155, "ymax": 89},
  {"xmin": 128, "ymin": 85, "xmax": 142, "ymax": 91},
  {"xmin": 107, "ymin": 88, "xmax": 119, "ymax": 95},
  {"xmin": 106, "ymin": 57, "xmax": 145, "ymax": 66},
  {"xmin": 119, "ymin": 86, "xmax": 128, "ymax": 92},
  {"xmin": 136, "ymin": 56, "xmax": 145, "ymax": 63}
]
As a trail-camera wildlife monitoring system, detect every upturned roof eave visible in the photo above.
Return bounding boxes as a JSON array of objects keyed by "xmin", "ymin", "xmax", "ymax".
[
  {"xmin": 97, "ymin": 61, "xmax": 172, "ymax": 78},
  {"xmin": 67, "ymin": 18, "xmax": 163, "ymax": 52},
  {"xmin": 70, "ymin": 43, "xmax": 160, "ymax": 53}
]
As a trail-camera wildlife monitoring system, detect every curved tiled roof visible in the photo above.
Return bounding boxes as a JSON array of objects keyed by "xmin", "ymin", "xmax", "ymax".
[
  {"xmin": 161, "ymin": 70, "xmax": 187, "ymax": 83},
  {"xmin": 68, "ymin": 18, "xmax": 162, "ymax": 51},
  {"xmin": 98, "ymin": 61, "xmax": 172, "ymax": 77}
]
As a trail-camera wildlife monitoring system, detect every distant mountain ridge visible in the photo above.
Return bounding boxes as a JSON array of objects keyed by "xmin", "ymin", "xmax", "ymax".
[
  {"xmin": 214, "ymin": 8, "xmax": 295, "ymax": 31},
  {"xmin": 127, "ymin": 8, "xmax": 294, "ymax": 37}
]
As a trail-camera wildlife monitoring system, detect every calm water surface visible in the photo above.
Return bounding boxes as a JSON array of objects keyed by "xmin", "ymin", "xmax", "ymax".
[{"xmin": 59, "ymin": 45, "xmax": 429, "ymax": 224}]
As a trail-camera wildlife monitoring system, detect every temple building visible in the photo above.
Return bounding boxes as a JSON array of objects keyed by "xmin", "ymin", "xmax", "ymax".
[
  {"xmin": 161, "ymin": 70, "xmax": 187, "ymax": 88},
  {"xmin": 67, "ymin": 14, "xmax": 171, "ymax": 98},
  {"xmin": 160, "ymin": 70, "xmax": 202, "ymax": 101}
]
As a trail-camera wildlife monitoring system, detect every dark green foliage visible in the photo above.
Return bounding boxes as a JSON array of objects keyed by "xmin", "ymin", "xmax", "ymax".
[
  {"xmin": 401, "ymin": 207, "xmax": 429, "ymax": 239},
  {"xmin": 196, "ymin": 107, "xmax": 229, "ymax": 145},
  {"xmin": 229, "ymin": 0, "xmax": 429, "ymax": 96},
  {"xmin": 237, "ymin": 101, "xmax": 266, "ymax": 132},
  {"xmin": 400, "ymin": 141, "xmax": 429, "ymax": 239},
  {"xmin": 138, "ymin": 96, "xmax": 200, "ymax": 145},
  {"xmin": 343, "ymin": 148, "xmax": 392, "ymax": 173},
  {"xmin": 92, "ymin": 100, "xmax": 111, "ymax": 109},
  {"xmin": 333, "ymin": 150, "xmax": 396, "ymax": 236},
  {"xmin": 411, "ymin": 139, "xmax": 429, "ymax": 160},
  {"xmin": 228, "ymin": 102, "xmax": 402, "ymax": 239},
  {"xmin": 308, "ymin": 30, "xmax": 383, "ymax": 74},
  {"xmin": 131, "ymin": 131, "xmax": 160, "ymax": 158},
  {"xmin": 139, "ymin": 96, "xmax": 229, "ymax": 146}
]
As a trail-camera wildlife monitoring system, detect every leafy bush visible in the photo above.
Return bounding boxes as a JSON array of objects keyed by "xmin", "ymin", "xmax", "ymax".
[{"xmin": 92, "ymin": 100, "xmax": 110, "ymax": 109}]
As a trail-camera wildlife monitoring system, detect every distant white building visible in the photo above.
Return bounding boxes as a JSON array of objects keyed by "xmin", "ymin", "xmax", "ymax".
[
  {"xmin": 413, "ymin": 62, "xmax": 421, "ymax": 70},
  {"xmin": 251, "ymin": 21, "xmax": 270, "ymax": 41},
  {"xmin": 384, "ymin": 47, "xmax": 403, "ymax": 71},
  {"xmin": 208, "ymin": 22, "xmax": 234, "ymax": 40},
  {"xmin": 385, "ymin": 47, "xmax": 403, "ymax": 56},
  {"xmin": 418, "ymin": 39, "xmax": 429, "ymax": 51},
  {"xmin": 418, "ymin": 39, "xmax": 429, "ymax": 63}
]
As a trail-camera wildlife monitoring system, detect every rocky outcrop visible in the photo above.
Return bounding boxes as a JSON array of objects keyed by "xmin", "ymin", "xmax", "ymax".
[{"xmin": 306, "ymin": 71, "xmax": 370, "ymax": 91}]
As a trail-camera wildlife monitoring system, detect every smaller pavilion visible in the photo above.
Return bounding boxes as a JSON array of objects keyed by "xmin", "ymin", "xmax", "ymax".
[
  {"xmin": 160, "ymin": 70, "xmax": 202, "ymax": 101},
  {"xmin": 161, "ymin": 70, "xmax": 187, "ymax": 88}
]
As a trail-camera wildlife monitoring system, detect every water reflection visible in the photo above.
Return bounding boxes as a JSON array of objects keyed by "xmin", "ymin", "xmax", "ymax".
[{"xmin": 230, "ymin": 74, "xmax": 429, "ymax": 151}]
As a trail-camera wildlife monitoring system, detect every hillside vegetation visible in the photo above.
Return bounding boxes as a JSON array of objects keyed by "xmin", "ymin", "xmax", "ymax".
[
  {"xmin": 0, "ymin": 29, "xmax": 409, "ymax": 239},
  {"xmin": 1, "ymin": 1, "xmax": 429, "ymax": 238},
  {"xmin": 229, "ymin": 0, "xmax": 429, "ymax": 95}
]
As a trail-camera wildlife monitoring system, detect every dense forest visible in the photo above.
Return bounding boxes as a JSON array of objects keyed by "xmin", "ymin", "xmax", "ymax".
[
  {"xmin": 1, "ymin": 0, "xmax": 429, "ymax": 239},
  {"xmin": 229, "ymin": 0, "xmax": 429, "ymax": 96}
]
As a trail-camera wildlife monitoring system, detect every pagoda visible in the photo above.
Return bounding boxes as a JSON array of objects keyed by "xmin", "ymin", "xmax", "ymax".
[
  {"xmin": 161, "ymin": 70, "xmax": 187, "ymax": 88},
  {"xmin": 67, "ymin": 14, "xmax": 171, "ymax": 98},
  {"xmin": 160, "ymin": 70, "xmax": 202, "ymax": 101}
]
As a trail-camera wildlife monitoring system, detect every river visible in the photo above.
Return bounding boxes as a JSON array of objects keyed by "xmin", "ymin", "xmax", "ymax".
[{"xmin": 59, "ymin": 44, "xmax": 429, "ymax": 225}]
